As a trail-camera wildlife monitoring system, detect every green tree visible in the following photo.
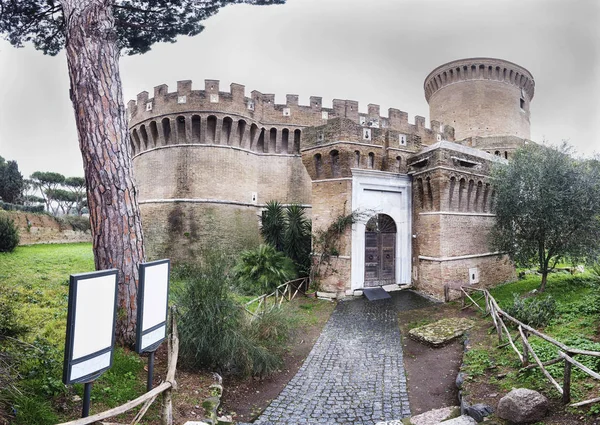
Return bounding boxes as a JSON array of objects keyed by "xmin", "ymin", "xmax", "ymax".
[
  {"xmin": 1, "ymin": 0, "xmax": 284, "ymax": 343},
  {"xmin": 0, "ymin": 156, "xmax": 24, "ymax": 204},
  {"xmin": 46, "ymin": 188, "xmax": 78, "ymax": 215},
  {"xmin": 490, "ymin": 143, "xmax": 600, "ymax": 292},
  {"xmin": 64, "ymin": 176, "xmax": 86, "ymax": 215},
  {"xmin": 30, "ymin": 171, "xmax": 65, "ymax": 213}
]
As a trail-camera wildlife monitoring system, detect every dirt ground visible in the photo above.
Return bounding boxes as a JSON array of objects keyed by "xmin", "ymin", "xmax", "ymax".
[{"xmin": 397, "ymin": 302, "xmax": 470, "ymax": 415}]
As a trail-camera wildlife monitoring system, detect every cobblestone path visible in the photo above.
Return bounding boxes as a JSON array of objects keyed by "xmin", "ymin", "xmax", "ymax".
[{"xmin": 252, "ymin": 290, "xmax": 434, "ymax": 425}]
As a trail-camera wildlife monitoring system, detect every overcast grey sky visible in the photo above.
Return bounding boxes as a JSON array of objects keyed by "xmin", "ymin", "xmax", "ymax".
[{"xmin": 0, "ymin": 0, "xmax": 599, "ymax": 178}]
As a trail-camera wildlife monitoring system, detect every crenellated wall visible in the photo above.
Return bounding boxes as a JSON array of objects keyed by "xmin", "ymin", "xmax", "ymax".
[
  {"xmin": 127, "ymin": 80, "xmax": 454, "ymax": 264},
  {"xmin": 425, "ymin": 58, "xmax": 535, "ymax": 140}
]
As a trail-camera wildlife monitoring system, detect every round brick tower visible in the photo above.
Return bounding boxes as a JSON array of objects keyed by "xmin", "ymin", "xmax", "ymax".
[{"xmin": 424, "ymin": 58, "xmax": 535, "ymax": 141}]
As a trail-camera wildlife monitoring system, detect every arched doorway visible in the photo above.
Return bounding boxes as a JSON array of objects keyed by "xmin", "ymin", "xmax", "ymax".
[{"xmin": 364, "ymin": 214, "xmax": 397, "ymax": 287}]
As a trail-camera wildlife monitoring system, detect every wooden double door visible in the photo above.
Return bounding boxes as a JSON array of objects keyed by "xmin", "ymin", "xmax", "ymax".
[{"xmin": 364, "ymin": 214, "xmax": 397, "ymax": 287}]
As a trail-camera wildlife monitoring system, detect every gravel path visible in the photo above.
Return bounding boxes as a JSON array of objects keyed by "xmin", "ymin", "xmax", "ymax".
[{"xmin": 252, "ymin": 290, "xmax": 434, "ymax": 425}]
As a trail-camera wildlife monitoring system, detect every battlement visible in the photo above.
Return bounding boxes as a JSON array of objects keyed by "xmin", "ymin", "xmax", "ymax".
[
  {"xmin": 127, "ymin": 79, "xmax": 450, "ymax": 137},
  {"xmin": 424, "ymin": 57, "xmax": 535, "ymax": 103}
]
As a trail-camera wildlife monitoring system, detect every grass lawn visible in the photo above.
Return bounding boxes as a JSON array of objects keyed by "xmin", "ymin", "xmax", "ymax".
[{"xmin": 0, "ymin": 243, "xmax": 95, "ymax": 346}]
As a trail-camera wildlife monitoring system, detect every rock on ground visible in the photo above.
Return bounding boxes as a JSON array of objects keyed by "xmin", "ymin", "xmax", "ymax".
[
  {"xmin": 409, "ymin": 406, "xmax": 461, "ymax": 424},
  {"xmin": 440, "ymin": 416, "xmax": 477, "ymax": 424},
  {"xmin": 496, "ymin": 388, "xmax": 549, "ymax": 423},
  {"xmin": 408, "ymin": 318, "xmax": 474, "ymax": 347}
]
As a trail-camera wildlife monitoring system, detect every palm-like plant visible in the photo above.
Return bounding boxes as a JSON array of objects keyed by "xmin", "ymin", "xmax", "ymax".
[
  {"xmin": 234, "ymin": 244, "xmax": 296, "ymax": 295},
  {"xmin": 260, "ymin": 201, "xmax": 285, "ymax": 251},
  {"xmin": 283, "ymin": 204, "xmax": 312, "ymax": 276}
]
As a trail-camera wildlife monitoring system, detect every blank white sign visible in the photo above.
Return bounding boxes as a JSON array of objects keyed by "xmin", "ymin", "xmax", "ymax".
[
  {"xmin": 72, "ymin": 274, "xmax": 117, "ymax": 359},
  {"xmin": 141, "ymin": 262, "xmax": 169, "ymax": 331}
]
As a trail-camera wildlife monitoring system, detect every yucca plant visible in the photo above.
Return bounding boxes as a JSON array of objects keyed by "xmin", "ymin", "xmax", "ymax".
[
  {"xmin": 260, "ymin": 201, "xmax": 285, "ymax": 251},
  {"xmin": 283, "ymin": 204, "xmax": 311, "ymax": 276}
]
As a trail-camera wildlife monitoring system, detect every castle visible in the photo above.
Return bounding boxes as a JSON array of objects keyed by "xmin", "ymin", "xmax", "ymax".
[{"xmin": 126, "ymin": 57, "xmax": 535, "ymax": 300}]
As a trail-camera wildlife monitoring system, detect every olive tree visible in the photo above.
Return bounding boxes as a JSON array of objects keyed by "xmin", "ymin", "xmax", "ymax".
[{"xmin": 490, "ymin": 143, "xmax": 600, "ymax": 292}]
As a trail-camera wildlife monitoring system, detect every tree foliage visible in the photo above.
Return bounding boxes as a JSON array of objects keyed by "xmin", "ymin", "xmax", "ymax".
[
  {"xmin": 0, "ymin": 0, "xmax": 285, "ymax": 56},
  {"xmin": 0, "ymin": 156, "xmax": 24, "ymax": 204},
  {"xmin": 30, "ymin": 171, "xmax": 65, "ymax": 213},
  {"xmin": 0, "ymin": 215, "xmax": 19, "ymax": 252},
  {"xmin": 260, "ymin": 201, "xmax": 311, "ymax": 276},
  {"xmin": 490, "ymin": 143, "xmax": 600, "ymax": 291}
]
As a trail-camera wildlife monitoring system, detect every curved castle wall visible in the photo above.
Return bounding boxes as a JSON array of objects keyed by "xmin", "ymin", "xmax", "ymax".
[
  {"xmin": 128, "ymin": 79, "xmax": 449, "ymax": 263},
  {"xmin": 425, "ymin": 58, "xmax": 535, "ymax": 141}
]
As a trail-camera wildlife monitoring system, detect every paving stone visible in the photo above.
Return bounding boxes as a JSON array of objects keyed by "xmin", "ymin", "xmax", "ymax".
[
  {"xmin": 408, "ymin": 318, "xmax": 474, "ymax": 347},
  {"xmin": 252, "ymin": 290, "xmax": 434, "ymax": 424}
]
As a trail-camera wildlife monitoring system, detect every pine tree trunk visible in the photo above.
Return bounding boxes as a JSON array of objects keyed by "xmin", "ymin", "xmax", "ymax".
[{"xmin": 62, "ymin": 0, "xmax": 145, "ymax": 345}]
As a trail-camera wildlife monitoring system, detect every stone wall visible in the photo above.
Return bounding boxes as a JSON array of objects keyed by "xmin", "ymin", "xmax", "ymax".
[
  {"xmin": 310, "ymin": 179, "xmax": 353, "ymax": 293},
  {"xmin": 418, "ymin": 254, "xmax": 516, "ymax": 301},
  {"xmin": 1, "ymin": 211, "xmax": 91, "ymax": 245},
  {"xmin": 140, "ymin": 202, "xmax": 262, "ymax": 263}
]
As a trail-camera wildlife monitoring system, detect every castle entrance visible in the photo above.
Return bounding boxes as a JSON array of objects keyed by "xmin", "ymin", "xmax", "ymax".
[{"xmin": 364, "ymin": 214, "xmax": 396, "ymax": 287}]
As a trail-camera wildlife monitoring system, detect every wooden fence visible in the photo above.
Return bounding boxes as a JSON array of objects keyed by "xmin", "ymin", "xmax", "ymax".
[
  {"xmin": 244, "ymin": 277, "xmax": 308, "ymax": 319},
  {"xmin": 458, "ymin": 286, "xmax": 600, "ymax": 407},
  {"xmin": 56, "ymin": 306, "xmax": 179, "ymax": 425}
]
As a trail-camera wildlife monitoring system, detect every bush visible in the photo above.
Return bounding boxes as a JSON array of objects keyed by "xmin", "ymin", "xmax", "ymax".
[
  {"xmin": 56, "ymin": 215, "xmax": 91, "ymax": 232},
  {"xmin": 0, "ymin": 215, "xmax": 19, "ymax": 252},
  {"xmin": 233, "ymin": 244, "xmax": 296, "ymax": 295},
  {"xmin": 505, "ymin": 293, "xmax": 557, "ymax": 328},
  {"xmin": 0, "ymin": 201, "xmax": 44, "ymax": 213},
  {"xmin": 174, "ymin": 254, "xmax": 283, "ymax": 377}
]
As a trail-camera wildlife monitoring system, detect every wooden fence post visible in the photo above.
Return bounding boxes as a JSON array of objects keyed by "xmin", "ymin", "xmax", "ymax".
[
  {"xmin": 161, "ymin": 306, "xmax": 179, "ymax": 425},
  {"xmin": 522, "ymin": 330, "xmax": 529, "ymax": 367},
  {"xmin": 563, "ymin": 353, "xmax": 572, "ymax": 404}
]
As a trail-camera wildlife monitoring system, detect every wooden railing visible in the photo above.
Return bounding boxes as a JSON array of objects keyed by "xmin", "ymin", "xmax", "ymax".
[
  {"xmin": 244, "ymin": 277, "xmax": 308, "ymax": 319},
  {"xmin": 458, "ymin": 286, "xmax": 600, "ymax": 407},
  {"xmin": 56, "ymin": 306, "xmax": 179, "ymax": 425}
]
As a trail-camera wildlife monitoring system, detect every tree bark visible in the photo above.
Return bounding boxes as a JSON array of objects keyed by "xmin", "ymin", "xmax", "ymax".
[{"xmin": 61, "ymin": 0, "xmax": 145, "ymax": 345}]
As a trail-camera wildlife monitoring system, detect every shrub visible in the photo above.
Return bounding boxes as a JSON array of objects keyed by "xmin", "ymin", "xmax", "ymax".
[
  {"xmin": 0, "ymin": 215, "xmax": 19, "ymax": 252},
  {"xmin": 56, "ymin": 215, "xmax": 91, "ymax": 232},
  {"xmin": 505, "ymin": 293, "xmax": 557, "ymax": 328},
  {"xmin": 233, "ymin": 244, "xmax": 296, "ymax": 295},
  {"xmin": 174, "ymin": 255, "xmax": 283, "ymax": 377},
  {"xmin": 0, "ymin": 201, "xmax": 44, "ymax": 213}
]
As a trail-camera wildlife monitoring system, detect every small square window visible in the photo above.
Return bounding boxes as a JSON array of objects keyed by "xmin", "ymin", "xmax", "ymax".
[
  {"xmin": 177, "ymin": 96, "xmax": 186, "ymax": 104},
  {"xmin": 210, "ymin": 94, "xmax": 219, "ymax": 103},
  {"xmin": 283, "ymin": 108, "xmax": 291, "ymax": 117}
]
